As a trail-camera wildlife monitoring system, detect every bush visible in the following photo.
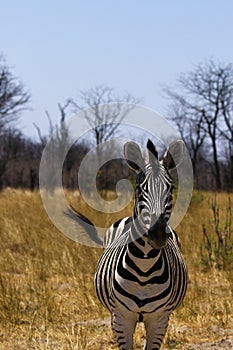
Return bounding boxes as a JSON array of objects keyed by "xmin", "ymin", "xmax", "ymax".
[{"xmin": 201, "ymin": 196, "xmax": 232, "ymax": 270}]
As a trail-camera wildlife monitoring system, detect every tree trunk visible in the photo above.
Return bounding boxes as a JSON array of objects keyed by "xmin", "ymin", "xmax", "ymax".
[{"xmin": 212, "ymin": 139, "xmax": 221, "ymax": 190}]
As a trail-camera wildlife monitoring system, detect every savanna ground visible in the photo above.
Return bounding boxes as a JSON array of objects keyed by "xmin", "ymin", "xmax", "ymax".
[{"xmin": 0, "ymin": 189, "xmax": 232, "ymax": 349}]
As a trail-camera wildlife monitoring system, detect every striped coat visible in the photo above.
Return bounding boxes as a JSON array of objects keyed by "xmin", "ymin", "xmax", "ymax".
[
  {"xmin": 67, "ymin": 140, "xmax": 188, "ymax": 350},
  {"xmin": 95, "ymin": 140, "xmax": 187, "ymax": 350}
]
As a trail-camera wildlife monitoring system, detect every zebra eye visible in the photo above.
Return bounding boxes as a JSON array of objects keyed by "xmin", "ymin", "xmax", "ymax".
[{"xmin": 136, "ymin": 171, "xmax": 146, "ymax": 185}]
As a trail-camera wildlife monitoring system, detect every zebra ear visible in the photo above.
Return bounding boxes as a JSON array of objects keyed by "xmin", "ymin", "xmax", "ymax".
[
  {"xmin": 124, "ymin": 141, "xmax": 145, "ymax": 173},
  {"xmin": 163, "ymin": 140, "xmax": 184, "ymax": 170}
]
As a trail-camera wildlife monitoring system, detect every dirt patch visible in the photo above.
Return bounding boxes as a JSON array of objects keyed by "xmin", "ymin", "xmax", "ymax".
[
  {"xmin": 77, "ymin": 318, "xmax": 233, "ymax": 349},
  {"xmin": 184, "ymin": 338, "xmax": 233, "ymax": 349},
  {"xmin": 76, "ymin": 317, "xmax": 111, "ymax": 327},
  {"xmin": 166, "ymin": 324, "xmax": 233, "ymax": 350}
]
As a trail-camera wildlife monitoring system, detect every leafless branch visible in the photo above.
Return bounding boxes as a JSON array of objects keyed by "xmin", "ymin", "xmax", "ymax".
[
  {"xmin": 0, "ymin": 55, "xmax": 30, "ymax": 129},
  {"xmin": 71, "ymin": 85, "xmax": 140, "ymax": 146}
]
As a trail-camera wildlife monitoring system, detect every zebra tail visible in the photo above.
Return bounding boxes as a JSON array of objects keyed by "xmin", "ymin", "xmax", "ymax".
[{"xmin": 63, "ymin": 207, "xmax": 103, "ymax": 246}]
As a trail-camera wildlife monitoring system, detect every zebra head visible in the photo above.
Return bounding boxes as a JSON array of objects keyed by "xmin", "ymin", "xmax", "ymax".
[{"xmin": 124, "ymin": 139, "xmax": 184, "ymax": 249}]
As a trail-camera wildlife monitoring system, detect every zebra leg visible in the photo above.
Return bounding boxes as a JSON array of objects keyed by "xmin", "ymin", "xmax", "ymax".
[
  {"xmin": 143, "ymin": 312, "xmax": 170, "ymax": 350},
  {"xmin": 111, "ymin": 308, "xmax": 137, "ymax": 350}
]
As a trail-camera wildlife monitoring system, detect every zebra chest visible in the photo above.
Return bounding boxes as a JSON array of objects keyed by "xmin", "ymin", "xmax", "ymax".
[
  {"xmin": 112, "ymin": 253, "xmax": 170, "ymax": 312},
  {"xmin": 113, "ymin": 272, "xmax": 170, "ymax": 313}
]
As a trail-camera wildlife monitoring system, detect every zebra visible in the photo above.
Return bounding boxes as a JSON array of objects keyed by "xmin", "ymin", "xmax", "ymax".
[{"xmin": 67, "ymin": 139, "xmax": 188, "ymax": 350}]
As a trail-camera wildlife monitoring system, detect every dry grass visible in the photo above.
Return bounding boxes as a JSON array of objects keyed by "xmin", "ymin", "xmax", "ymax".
[{"xmin": 0, "ymin": 189, "xmax": 232, "ymax": 349}]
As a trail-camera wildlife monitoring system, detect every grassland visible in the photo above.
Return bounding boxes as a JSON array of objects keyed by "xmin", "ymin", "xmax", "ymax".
[{"xmin": 0, "ymin": 189, "xmax": 232, "ymax": 349}]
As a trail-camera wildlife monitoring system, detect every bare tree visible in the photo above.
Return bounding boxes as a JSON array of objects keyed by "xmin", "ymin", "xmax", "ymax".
[
  {"xmin": 0, "ymin": 55, "xmax": 30, "ymax": 189},
  {"xmin": 71, "ymin": 85, "xmax": 140, "ymax": 146},
  {"xmin": 166, "ymin": 100, "xmax": 206, "ymax": 177},
  {"xmin": 164, "ymin": 60, "xmax": 233, "ymax": 190},
  {"xmin": 34, "ymin": 100, "xmax": 72, "ymax": 148},
  {"xmin": 0, "ymin": 55, "xmax": 30, "ymax": 130},
  {"xmin": 0, "ymin": 128, "xmax": 21, "ymax": 188},
  {"xmin": 34, "ymin": 101, "xmax": 73, "ymax": 192},
  {"xmin": 70, "ymin": 86, "xmax": 140, "ymax": 194}
]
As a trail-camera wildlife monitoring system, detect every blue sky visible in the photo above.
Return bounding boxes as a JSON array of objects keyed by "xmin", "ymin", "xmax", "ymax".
[{"xmin": 1, "ymin": 1, "xmax": 233, "ymax": 139}]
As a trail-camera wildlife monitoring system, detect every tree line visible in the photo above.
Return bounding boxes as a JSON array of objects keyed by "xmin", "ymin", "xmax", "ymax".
[
  {"xmin": 0, "ymin": 54, "xmax": 232, "ymax": 191},
  {"xmin": 164, "ymin": 60, "xmax": 233, "ymax": 190}
]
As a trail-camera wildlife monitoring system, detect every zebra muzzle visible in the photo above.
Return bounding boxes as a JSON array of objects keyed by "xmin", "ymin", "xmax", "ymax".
[{"xmin": 147, "ymin": 213, "xmax": 168, "ymax": 249}]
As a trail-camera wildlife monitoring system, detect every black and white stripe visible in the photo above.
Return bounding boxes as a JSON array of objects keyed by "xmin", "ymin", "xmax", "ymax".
[
  {"xmin": 95, "ymin": 140, "xmax": 187, "ymax": 350},
  {"xmin": 67, "ymin": 139, "xmax": 188, "ymax": 350}
]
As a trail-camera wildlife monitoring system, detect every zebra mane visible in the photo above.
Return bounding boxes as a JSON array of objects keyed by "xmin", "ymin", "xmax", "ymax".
[{"xmin": 146, "ymin": 139, "xmax": 158, "ymax": 159}]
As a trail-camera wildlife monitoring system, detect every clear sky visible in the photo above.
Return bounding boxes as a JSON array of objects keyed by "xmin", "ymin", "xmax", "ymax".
[{"xmin": 1, "ymin": 0, "xmax": 233, "ymax": 139}]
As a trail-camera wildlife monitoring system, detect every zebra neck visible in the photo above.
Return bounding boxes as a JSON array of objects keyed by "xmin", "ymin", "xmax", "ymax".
[{"xmin": 126, "ymin": 238, "xmax": 162, "ymax": 275}]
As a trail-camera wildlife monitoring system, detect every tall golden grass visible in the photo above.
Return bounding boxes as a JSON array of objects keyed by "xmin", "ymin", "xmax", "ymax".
[{"xmin": 0, "ymin": 189, "xmax": 232, "ymax": 349}]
